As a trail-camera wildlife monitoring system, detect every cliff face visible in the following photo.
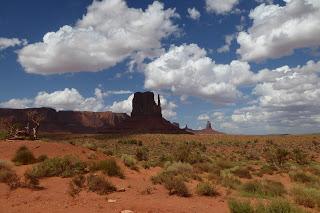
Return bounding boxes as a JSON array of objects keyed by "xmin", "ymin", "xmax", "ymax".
[
  {"xmin": 131, "ymin": 92, "xmax": 162, "ymax": 118},
  {"xmin": 0, "ymin": 108, "xmax": 129, "ymax": 133},
  {"xmin": 0, "ymin": 92, "xmax": 188, "ymax": 134},
  {"xmin": 119, "ymin": 91, "xmax": 186, "ymax": 133}
]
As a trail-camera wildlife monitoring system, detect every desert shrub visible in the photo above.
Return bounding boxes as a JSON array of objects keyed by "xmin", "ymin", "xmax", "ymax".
[
  {"xmin": 12, "ymin": 146, "xmax": 36, "ymax": 165},
  {"xmin": 151, "ymin": 162, "xmax": 195, "ymax": 184},
  {"xmin": 292, "ymin": 148, "xmax": 309, "ymax": 165},
  {"xmin": 292, "ymin": 186, "xmax": 320, "ymax": 208},
  {"xmin": 87, "ymin": 174, "xmax": 116, "ymax": 195},
  {"xmin": 0, "ymin": 160, "xmax": 20, "ymax": 189},
  {"xmin": 0, "ymin": 131, "xmax": 8, "ymax": 140},
  {"xmin": 37, "ymin": 154, "xmax": 48, "ymax": 162},
  {"xmin": 232, "ymin": 167, "xmax": 252, "ymax": 179},
  {"xmin": 24, "ymin": 169, "xmax": 40, "ymax": 188},
  {"xmin": 163, "ymin": 175, "xmax": 190, "ymax": 197},
  {"xmin": 256, "ymin": 164, "xmax": 275, "ymax": 177},
  {"xmin": 265, "ymin": 147, "xmax": 289, "ymax": 168},
  {"xmin": 135, "ymin": 147, "xmax": 149, "ymax": 161},
  {"xmin": 82, "ymin": 142, "xmax": 97, "ymax": 151},
  {"xmin": 121, "ymin": 154, "xmax": 138, "ymax": 171},
  {"xmin": 196, "ymin": 182, "xmax": 219, "ymax": 196},
  {"xmin": 228, "ymin": 199, "xmax": 254, "ymax": 213},
  {"xmin": 90, "ymin": 159, "xmax": 124, "ymax": 178},
  {"xmin": 241, "ymin": 180, "xmax": 286, "ymax": 197},
  {"xmin": 68, "ymin": 174, "xmax": 85, "ymax": 197},
  {"xmin": 220, "ymin": 170, "xmax": 242, "ymax": 189},
  {"xmin": 29, "ymin": 156, "xmax": 86, "ymax": 178},
  {"xmin": 256, "ymin": 199, "xmax": 305, "ymax": 213},
  {"xmin": 216, "ymin": 159, "xmax": 235, "ymax": 170},
  {"xmin": 289, "ymin": 171, "xmax": 316, "ymax": 184},
  {"xmin": 118, "ymin": 139, "xmax": 142, "ymax": 146},
  {"xmin": 173, "ymin": 141, "xmax": 206, "ymax": 164}
]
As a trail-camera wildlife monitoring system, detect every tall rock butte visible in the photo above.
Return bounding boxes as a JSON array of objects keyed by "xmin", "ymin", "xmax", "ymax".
[{"xmin": 118, "ymin": 91, "xmax": 186, "ymax": 133}]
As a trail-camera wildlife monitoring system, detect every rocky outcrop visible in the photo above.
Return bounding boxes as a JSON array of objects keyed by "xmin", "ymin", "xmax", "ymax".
[
  {"xmin": 183, "ymin": 121, "xmax": 222, "ymax": 134},
  {"xmin": 0, "ymin": 91, "xmax": 187, "ymax": 134},
  {"xmin": 131, "ymin": 92, "xmax": 161, "ymax": 118},
  {"xmin": 0, "ymin": 108, "xmax": 129, "ymax": 133},
  {"xmin": 118, "ymin": 92, "xmax": 187, "ymax": 133}
]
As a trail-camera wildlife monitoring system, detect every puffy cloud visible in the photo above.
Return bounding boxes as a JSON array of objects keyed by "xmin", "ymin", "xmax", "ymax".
[
  {"xmin": 0, "ymin": 88, "xmax": 107, "ymax": 111},
  {"xmin": 237, "ymin": 0, "xmax": 320, "ymax": 61},
  {"xmin": 230, "ymin": 60, "xmax": 320, "ymax": 134},
  {"xmin": 144, "ymin": 43, "xmax": 255, "ymax": 104},
  {"xmin": 197, "ymin": 114, "xmax": 210, "ymax": 121},
  {"xmin": 0, "ymin": 37, "xmax": 27, "ymax": 50},
  {"xmin": 107, "ymin": 93, "xmax": 177, "ymax": 119},
  {"xmin": 205, "ymin": 0, "xmax": 239, "ymax": 14},
  {"xmin": 217, "ymin": 34, "xmax": 235, "ymax": 53},
  {"xmin": 18, "ymin": 0, "xmax": 179, "ymax": 75},
  {"xmin": 0, "ymin": 98, "xmax": 33, "ymax": 109},
  {"xmin": 187, "ymin": 7, "xmax": 201, "ymax": 20}
]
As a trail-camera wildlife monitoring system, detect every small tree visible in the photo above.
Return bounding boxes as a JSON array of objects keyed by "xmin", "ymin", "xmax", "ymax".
[{"xmin": 27, "ymin": 111, "xmax": 45, "ymax": 140}]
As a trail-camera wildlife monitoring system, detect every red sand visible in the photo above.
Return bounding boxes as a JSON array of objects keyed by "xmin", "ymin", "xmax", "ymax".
[{"xmin": 0, "ymin": 140, "xmax": 228, "ymax": 213}]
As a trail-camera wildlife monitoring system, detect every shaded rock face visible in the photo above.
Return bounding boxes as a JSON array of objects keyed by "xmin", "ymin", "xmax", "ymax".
[
  {"xmin": 0, "ymin": 92, "xmax": 188, "ymax": 134},
  {"xmin": 0, "ymin": 108, "xmax": 129, "ymax": 133},
  {"xmin": 131, "ymin": 92, "xmax": 161, "ymax": 118},
  {"xmin": 206, "ymin": 121, "xmax": 212, "ymax": 130},
  {"xmin": 119, "ymin": 92, "xmax": 187, "ymax": 134}
]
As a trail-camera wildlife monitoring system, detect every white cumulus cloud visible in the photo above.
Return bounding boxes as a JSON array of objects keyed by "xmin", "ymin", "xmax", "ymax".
[
  {"xmin": 187, "ymin": 7, "xmax": 201, "ymax": 20},
  {"xmin": 205, "ymin": 0, "xmax": 239, "ymax": 14},
  {"xmin": 18, "ymin": 0, "xmax": 179, "ymax": 75},
  {"xmin": 237, "ymin": 0, "xmax": 320, "ymax": 61},
  {"xmin": 0, "ymin": 37, "xmax": 27, "ymax": 51},
  {"xmin": 144, "ymin": 43, "xmax": 255, "ymax": 104}
]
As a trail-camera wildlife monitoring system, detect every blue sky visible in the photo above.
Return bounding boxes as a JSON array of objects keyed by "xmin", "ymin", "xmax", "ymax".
[{"xmin": 0, "ymin": 0, "xmax": 320, "ymax": 134}]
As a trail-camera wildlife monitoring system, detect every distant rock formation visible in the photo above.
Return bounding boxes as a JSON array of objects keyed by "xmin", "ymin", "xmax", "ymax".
[
  {"xmin": 0, "ymin": 91, "xmax": 187, "ymax": 134},
  {"xmin": 118, "ymin": 91, "xmax": 187, "ymax": 134},
  {"xmin": 0, "ymin": 108, "xmax": 129, "ymax": 133},
  {"xmin": 131, "ymin": 92, "xmax": 162, "ymax": 118},
  {"xmin": 183, "ymin": 120, "xmax": 222, "ymax": 134}
]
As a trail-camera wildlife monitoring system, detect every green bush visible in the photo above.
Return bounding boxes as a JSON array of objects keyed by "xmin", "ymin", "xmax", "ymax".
[
  {"xmin": 220, "ymin": 171, "xmax": 241, "ymax": 189},
  {"xmin": 136, "ymin": 147, "xmax": 149, "ymax": 161},
  {"xmin": 232, "ymin": 167, "xmax": 252, "ymax": 179},
  {"xmin": 292, "ymin": 186, "xmax": 320, "ymax": 208},
  {"xmin": 163, "ymin": 175, "xmax": 190, "ymax": 197},
  {"xmin": 292, "ymin": 148, "xmax": 309, "ymax": 165},
  {"xmin": 118, "ymin": 139, "xmax": 142, "ymax": 145},
  {"xmin": 241, "ymin": 180, "xmax": 286, "ymax": 197},
  {"xmin": 229, "ymin": 199, "xmax": 304, "ymax": 213},
  {"xmin": 82, "ymin": 142, "xmax": 97, "ymax": 151},
  {"xmin": 0, "ymin": 131, "xmax": 8, "ymax": 140},
  {"xmin": 196, "ymin": 182, "xmax": 219, "ymax": 196},
  {"xmin": 12, "ymin": 146, "xmax": 36, "ymax": 165},
  {"xmin": 68, "ymin": 174, "xmax": 86, "ymax": 197},
  {"xmin": 256, "ymin": 199, "xmax": 305, "ymax": 213},
  {"xmin": 29, "ymin": 156, "xmax": 86, "ymax": 178},
  {"xmin": 265, "ymin": 147, "xmax": 289, "ymax": 168},
  {"xmin": 289, "ymin": 171, "xmax": 316, "ymax": 184},
  {"xmin": 90, "ymin": 159, "xmax": 124, "ymax": 178},
  {"xmin": 228, "ymin": 199, "xmax": 254, "ymax": 213},
  {"xmin": 37, "ymin": 154, "xmax": 48, "ymax": 162},
  {"xmin": 173, "ymin": 141, "xmax": 206, "ymax": 164},
  {"xmin": 87, "ymin": 174, "xmax": 116, "ymax": 195},
  {"xmin": 121, "ymin": 154, "xmax": 138, "ymax": 171}
]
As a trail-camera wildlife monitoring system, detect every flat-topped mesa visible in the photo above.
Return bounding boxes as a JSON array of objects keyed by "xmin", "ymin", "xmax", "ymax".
[{"xmin": 131, "ymin": 91, "xmax": 162, "ymax": 118}]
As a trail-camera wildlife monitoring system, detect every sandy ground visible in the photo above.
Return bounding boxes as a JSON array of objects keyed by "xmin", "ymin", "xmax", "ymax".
[{"xmin": 0, "ymin": 140, "xmax": 229, "ymax": 213}]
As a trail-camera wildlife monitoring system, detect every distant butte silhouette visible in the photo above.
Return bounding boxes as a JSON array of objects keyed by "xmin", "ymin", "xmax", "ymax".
[{"xmin": 0, "ymin": 91, "xmax": 188, "ymax": 134}]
